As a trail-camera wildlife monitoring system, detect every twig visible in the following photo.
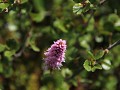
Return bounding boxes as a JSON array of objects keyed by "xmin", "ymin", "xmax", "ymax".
[
  {"xmin": 107, "ymin": 40, "xmax": 120, "ymax": 50},
  {"xmin": 66, "ymin": 0, "xmax": 107, "ymax": 81},
  {"xmin": 14, "ymin": 32, "xmax": 30, "ymax": 57},
  {"xmin": 97, "ymin": 39, "xmax": 120, "ymax": 62},
  {"xmin": 67, "ymin": 39, "xmax": 120, "ymax": 81},
  {"xmin": 83, "ymin": 10, "xmax": 95, "ymax": 28}
]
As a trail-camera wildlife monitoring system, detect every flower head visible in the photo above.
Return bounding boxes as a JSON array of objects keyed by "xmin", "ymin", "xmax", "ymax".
[{"xmin": 44, "ymin": 39, "xmax": 67, "ymax": 70}]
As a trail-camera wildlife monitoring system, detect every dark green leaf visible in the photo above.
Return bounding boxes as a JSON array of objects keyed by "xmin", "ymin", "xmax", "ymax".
[
  {"xmin": 114, "ymin": 20, "xmax": 120, "ymax": 31},
  {"xmin": 86, "ymin": 50, "xmax": 95, "ymax": 60},
  {"xmin": 6, "ymin": 39, "xmax": 18, "ymax": 50},
  {"xmin": 0, "ymin": 62, "xmax": 3, "ymax": 73}
]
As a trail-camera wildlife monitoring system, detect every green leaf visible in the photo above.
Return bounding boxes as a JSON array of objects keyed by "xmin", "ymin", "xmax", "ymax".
[
  {"xmin": 0, "ymin": 3, "xmax": 9, "ymax": 10},
  {"xmin": 21, "ymin": 0, "xmax": 28, "ymax": 4},
  {"xmin": 4, "ymin": 50, "xmax": 15, "ymax": 59},
  {"xmin": 95, "ymin": 50, "xmax": 104, "ymax": 60},
  {"xmin": 102, "ymin": 59, "xmax": 111, "ymax": 70},
  {"xmin": 85, "ymin": 14, "xmax": 95, "ymax": 32},
  {"xmin": 82, "ymin": 1, "xmax": 91, "ymax": 12},
  {"xmin": 0, "ymin": 44, "xmax": 6, "ymax": 52},
  {"xmin": 33, "ymin": 0, "xmax": 44, "ymax": 12},
  {"xmin": 30, "ymin": 44, "xmax": 40, "ymax": 52},
  {"xmin": 114, "ymin": 19, "xmax": 120, "ymax": 31},
  {"xmin": 108, "ymin": 14, "xmax": 119, "ymax": 23},
  {"xmin": 91, "ymin": 64, "xmax": 102, "ymax": 72},
  {"xmin": 0, "ymin": 62, "xmax": 3, "ymax": 73},
  {"xmin": 80, "ymin": 40, "xmax": 90, "ymax": 49},
  {"xmin": 83, "ymin": 60, "xmax": 92, "ymax": 71},
  {"xmin": 30, "ymin": 12, "xmax": 45, "ymax": 22},
  {"xmin": 53, "ymin": 19, "xmax": 68, "ymax": 33},
  {"xmin": 86, "ymin": 50, "xmax": 95, "ymax": 60},
  {"xmin": 73, "ymin": 0, "xmax": 93, "ymax": 15},
  {"xmin": 73, "ymin": 3, "xmax": 83, "ymax": 15},
  {"xmin": 6, "ymin": 39, "xmax": 18, "ymax": 50},
  {"xmin": 29, "ymin": 37, "xmax": 40, "ymax": 52},
  {"xmin": 73, "ymin": 0, "xmax": 83, "ymax": 3}
]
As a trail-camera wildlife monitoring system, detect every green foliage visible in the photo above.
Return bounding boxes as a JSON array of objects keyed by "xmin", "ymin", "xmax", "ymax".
[
  {"xmin": 73, "ymin": 0, "xmax": 95, "ymax": 15},
  {"xmin": 95, "ymin": 50, "xmax": 104, "ymax": 60},
  {"xmin": 53, "ymin": 19, "xmax": 68, "ymax": 33},
  {"xmin": 0, "ymin": 44, "xmax": 6, "ymax": 52},
  {"xmin": 73, "ymin": 3, "xmax": 83, "ymax": 15},
  {"xmin": 30, "ymin": 12, "xmax": 45, "ymax": 22},
  {"xmin": 0, "ymin": 0, "xmax": 120, "ymax": 90},
  {"xmin": 83, "ymin": 60, "xmax": 92, "ymax": 71},
  {"xmin": 6, "ymin": 39, "xmax": 19, "ymax": 50},
  {"xmin": 0, "ymin": 3, "xmax": 9, "ymax": 10},
  {"xmin": 73, "ymin": 0, "xmax": 83, "ymax": 3}
]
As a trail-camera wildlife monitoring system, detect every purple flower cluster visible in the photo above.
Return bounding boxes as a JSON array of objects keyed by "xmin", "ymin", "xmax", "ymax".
[{"xmin": 44, "ymin": 39, "xmax": 67, "ymax": 70}]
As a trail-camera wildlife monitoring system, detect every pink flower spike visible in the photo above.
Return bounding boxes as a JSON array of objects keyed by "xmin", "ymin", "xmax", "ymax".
[{"xmin": 44, "ymin": 39, "xmax": 67, "ymax": 70}]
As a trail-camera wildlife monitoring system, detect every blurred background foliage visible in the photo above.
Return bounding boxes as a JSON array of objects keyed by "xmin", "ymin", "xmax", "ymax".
[{"xmin": 0, "ymin": 0, "xmax": 120, "ymax": 90}]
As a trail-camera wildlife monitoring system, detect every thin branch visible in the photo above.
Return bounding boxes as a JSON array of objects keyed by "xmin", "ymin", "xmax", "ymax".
[
  {"xmin": 83, "ymin": 10, "xmax": 95, "ymax": 28},
  {"xmin": 14, "ymin": 32, "xmax": 30, "ymax": 57},
  {"xmin": 66, "ymin": 39, "xmax": 120, "ymax": 81},
  {"xmin": 107, "ymin": 40, "xmax": 120, "ymax": 50},
  {"xmin": 97, "ymin": 39, "xmax": 120, "ymax": 62}
]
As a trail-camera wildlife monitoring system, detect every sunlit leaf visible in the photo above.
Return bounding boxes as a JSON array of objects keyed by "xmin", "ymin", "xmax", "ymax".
[
  {"xmin": 102, "ymin": 59, "xmax": 111, "ymax": 70},
  {"xmin": 108, "ymin": 14, "xmax": 119, "ymax": 23},
  {"xmin": 4, "ymin": 50, "xmax": 15, "ymax": 59},
  {"xmin": 91, "ymin": 64, "xmax": 102, "ymax": 72},
  {"xmin": 0, "ymin": 3, "xmax": 9, "ymax": 10},
  {"xmin": 73, "ymin": 3, "xmax": 83, "ymax": 15},
  {"xmin": 83, "ymin": 60, "xmax": 92, "ymax": 71}
]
